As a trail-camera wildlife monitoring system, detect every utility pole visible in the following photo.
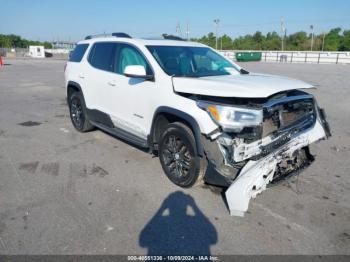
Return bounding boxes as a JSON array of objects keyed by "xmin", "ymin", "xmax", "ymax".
[
  {"xmin": 281, "ymin": 18, "xmax": 285, "ymax": 51},
  {"xmin": 284, "ymin": 28, "xmax": 287, "ymax": 50},
  {"xmin": 176, "ymin": 22, "xmax": 182, "ymax": 38},
  {"xmin": 310, "ymin": 25, "xmax": 314, "ymax": 51},
  {"xmin": 214, "ymin": 19, "xmax": 220, "ymax": 50},
  {"xmin": 322, "ymin": 31, "xmax": 326, "ymax": 51},
  {"xmin": 185, "ymin": 22, "xmax": 190, "ymax": 41}
]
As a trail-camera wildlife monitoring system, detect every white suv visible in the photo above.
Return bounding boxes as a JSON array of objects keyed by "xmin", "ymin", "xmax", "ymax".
[{"xmin": 64, "ymin": 33, "xmax": 330, "ymax": 216}]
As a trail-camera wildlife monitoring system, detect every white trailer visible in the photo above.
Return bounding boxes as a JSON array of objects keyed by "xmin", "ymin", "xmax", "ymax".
[{"xmin": 29, "ymin": 46, "xmax": 45, "ymax": 58}]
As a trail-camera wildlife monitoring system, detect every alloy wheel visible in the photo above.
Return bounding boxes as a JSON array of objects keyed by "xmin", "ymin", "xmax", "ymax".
[
  {"xmin": 161, "ymin": 135, "xmax": 193, "ymax": 179},
  {"xmin": 70, "ymin": 97, "xmax": 84, "ymax": 128}
]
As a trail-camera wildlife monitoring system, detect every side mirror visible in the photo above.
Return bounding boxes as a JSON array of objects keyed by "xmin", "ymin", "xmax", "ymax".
[{"xmin": 123, "ymin": 65, "xmax": 154, "ymax": 80}]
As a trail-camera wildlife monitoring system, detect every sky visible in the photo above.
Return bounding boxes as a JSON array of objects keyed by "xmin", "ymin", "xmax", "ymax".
[{"xmin": 1, "ymin": 0, "xmax": 350, "ymax": 42}]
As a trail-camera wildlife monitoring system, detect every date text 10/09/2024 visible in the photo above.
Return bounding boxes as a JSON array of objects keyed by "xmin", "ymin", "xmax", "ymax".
[{"xmin": 127, "ymin": 255, "xmax": 219, "ymax": 261}]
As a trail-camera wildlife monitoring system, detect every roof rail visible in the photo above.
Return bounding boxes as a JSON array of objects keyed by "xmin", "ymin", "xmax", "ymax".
[
  {"xmin": 162, "ymin": 34, "xmax": 186, "ymax": 41},
  {"xmin": 111, "ymin": 32, "xmax": 132, "ymax": 38},
  {"xmin": 84, "ymin": 32, "xmax": 132, "ymax": 40}
]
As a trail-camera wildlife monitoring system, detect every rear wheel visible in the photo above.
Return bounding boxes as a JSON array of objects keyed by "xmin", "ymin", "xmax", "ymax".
[
  {"xmin": 69, "ymin": 92, "xmax": 94, "ymax": 132},
  {"xmin": 158, "ymin": 122, "xmax": 207, "ymax": 188}
]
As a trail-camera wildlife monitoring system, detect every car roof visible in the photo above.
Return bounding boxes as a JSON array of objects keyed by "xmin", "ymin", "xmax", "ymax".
[{"xmin": 77, "ymin": 37, "xmax": 207, "ymax": 48}]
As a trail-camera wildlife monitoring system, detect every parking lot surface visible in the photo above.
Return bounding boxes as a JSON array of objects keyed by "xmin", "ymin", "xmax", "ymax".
[{"xmin": 0, "ymin": 59, "xmax": 349, "ymax": 255}]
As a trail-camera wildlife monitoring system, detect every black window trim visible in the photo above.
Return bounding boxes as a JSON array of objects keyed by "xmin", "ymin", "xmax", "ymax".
[
  {"xmin": 87, "ymin": 41, "xmax": 117, "ymax": 73},
  {"xmin": 69, "ymin": 43, "xmax": 89, "ymax": 63},
  {"xmin": 87, "ymin": 41, "xmax": 155, "ymax": 79}
]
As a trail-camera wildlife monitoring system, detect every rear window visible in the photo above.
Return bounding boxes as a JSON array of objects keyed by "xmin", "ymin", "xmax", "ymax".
[
  {"xmin": 69, "ymin": 44, "xmax": 89, "ymax": 62},
  {"xmin": 88, "ymin": 42, "xmax": 116, "ymax": 72}
]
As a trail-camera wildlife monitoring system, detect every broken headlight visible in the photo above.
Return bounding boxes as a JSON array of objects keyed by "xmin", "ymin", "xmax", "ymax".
[{"xmin": 197, "ymin": 101, "xmax": 263, "ymax": 132}]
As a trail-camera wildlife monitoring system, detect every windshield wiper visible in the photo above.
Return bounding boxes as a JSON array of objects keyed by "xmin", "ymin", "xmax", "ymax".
[
  {"xmin": 240, "ymin": 68, "xmax": 250, "ymax": 74},
  {"xmin": 174, "ymin": 75, "xmax": 200, "ymax": 78}
]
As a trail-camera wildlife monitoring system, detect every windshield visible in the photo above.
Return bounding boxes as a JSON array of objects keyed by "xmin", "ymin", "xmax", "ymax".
[{"xmin": 146, "ymin": 45, "xmax": 240, "ymax": 77}]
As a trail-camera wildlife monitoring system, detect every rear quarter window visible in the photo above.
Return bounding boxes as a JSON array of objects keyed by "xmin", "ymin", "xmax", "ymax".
[
  {"xmin": 69, "ymin": 44, "xmax": 89, "ymax": 62},
  {"xmin": 88, "ymin": 42, "xmax": 116, "ymax": 72}
]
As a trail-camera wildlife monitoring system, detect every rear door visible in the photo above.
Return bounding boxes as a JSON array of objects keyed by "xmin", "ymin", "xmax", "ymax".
[
  {"xmin": 65, "ymin": 43, "xmax": 89, "ymax": 87},
  {"xmin": 83, "ymin": 42, "xmax": 117, "ymax": 113}
]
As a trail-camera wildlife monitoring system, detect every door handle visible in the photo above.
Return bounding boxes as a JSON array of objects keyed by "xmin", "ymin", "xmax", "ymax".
[
  {"xmin": 108, "ymin": 80, "xmax": 116, "ymax": 86},
  {"xmin": 79, "ymin": 74, "xmax": 85, "ymax": 79}
]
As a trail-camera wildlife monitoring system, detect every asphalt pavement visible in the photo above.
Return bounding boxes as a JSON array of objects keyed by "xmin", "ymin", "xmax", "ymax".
[{"xmin": 0, "ymin": 59, "xmax": 349, "ymax": 255}]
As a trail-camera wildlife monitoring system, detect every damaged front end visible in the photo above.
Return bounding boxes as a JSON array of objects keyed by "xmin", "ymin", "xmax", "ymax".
[{"xmin": 197, "ymin": 90, "xmax": 331, "ymax": 216}]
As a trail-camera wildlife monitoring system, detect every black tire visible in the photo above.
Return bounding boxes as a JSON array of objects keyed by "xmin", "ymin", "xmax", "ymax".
[
  {"xmin": 68, "ymin": 92, "xmax": 94, "ymax": 132},
  {"xmin": 158, "ymin": 122, "xmax": 207, "ymax": 188}
]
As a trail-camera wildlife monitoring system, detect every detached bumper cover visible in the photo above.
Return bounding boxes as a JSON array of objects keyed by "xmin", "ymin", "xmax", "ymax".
[{"xmin": 225, "ymin": 119, "xmax": 327, "ymax": 217}]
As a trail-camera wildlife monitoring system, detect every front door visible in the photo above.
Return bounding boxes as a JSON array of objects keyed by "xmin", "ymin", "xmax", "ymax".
[{"xmin": 105, "ymin": 43, "xmax": 156, "ymax": 140}]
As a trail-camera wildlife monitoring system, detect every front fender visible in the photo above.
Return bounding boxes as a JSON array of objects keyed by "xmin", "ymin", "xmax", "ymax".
[{"xmin": 150, "ymin": 106, "xmax": 205, "ymax": 157}]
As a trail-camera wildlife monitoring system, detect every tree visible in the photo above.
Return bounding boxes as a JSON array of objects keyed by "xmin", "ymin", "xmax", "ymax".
[
  {"xmin": 262, "ymin": 32, "xmax": 281, "ymax": 50},
  {"xmin": 324, "ymin": 28, "xmax": 342, "ymax": 51},
  {"xmin": 0, "ymin": 34, "xmax": 53, "ymax": 49},
  {"xmin": 253, "ymin": 31, "xmax": 264, "ymax": 49},
  {"xmin": 191, "ymin": 27, "xmax": 349, "ymax": 51},
  {"xmin": 339, "ymin": 30, "xmax": 350, "ymax": 51},
  {"xmin": 0, "ymin": 35, "xmax": 11, "ymax": 48},
  {"xmin": 287, "ymin": 31, "xmax": 308, "ymax": 50},
  {"xmin": 194, "ymin": 32, "xmax": 216, "ymax": 48},
  {"xmin": 219, "ymin": 34, "xmax": 233, "ymax": 50},
  {"xmin": 232, "ymin": 34, "xmax": 258, "ymax": 50}
]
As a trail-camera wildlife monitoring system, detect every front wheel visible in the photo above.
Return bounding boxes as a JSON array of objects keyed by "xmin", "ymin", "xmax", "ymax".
[{"xmin": 158, "ymin": 122, "xmax": 207, "ymax": 188}]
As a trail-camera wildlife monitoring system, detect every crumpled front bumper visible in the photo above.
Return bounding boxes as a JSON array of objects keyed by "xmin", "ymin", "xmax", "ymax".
[{"xmin": 225, "ymin": 118, "xmax": 327, "ymax": 216}]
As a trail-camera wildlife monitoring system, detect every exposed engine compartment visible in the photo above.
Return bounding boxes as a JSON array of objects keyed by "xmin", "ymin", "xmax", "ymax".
[
  {"xmin": 225, "ymin": 119, "xmax": 328, "ymax": 216},
  {"xmin": 196, "ymin": 90, "xmax": 331, "ymax": 216}
]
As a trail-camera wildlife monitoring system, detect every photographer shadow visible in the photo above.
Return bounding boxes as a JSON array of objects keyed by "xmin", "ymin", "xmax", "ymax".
[{"xmin": 139, "ymin": 191, "xmax": 217, "ymax": 256}]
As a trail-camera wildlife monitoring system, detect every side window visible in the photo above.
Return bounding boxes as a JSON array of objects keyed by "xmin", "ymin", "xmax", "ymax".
[
  {"xmin": 69, "ymin": 44, "xmax": 89, "ymax": 62},
  {"xmin": 88, "ymin": 42, "xmax": 116, "ymax": 72},
  {"xmin": 116, "ymin": 44, "xmax": 152, "ymax": 75}
]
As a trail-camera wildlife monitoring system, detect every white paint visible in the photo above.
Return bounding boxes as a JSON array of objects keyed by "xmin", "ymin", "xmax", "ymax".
[
  {"xmin": 172, "ymin": 73, "xmax": 314, "ymax": 98},
  {"xmin": 106, "ymin": 225, "xmax": 114, "ymax": 231},
  {"xmin": 226, "ymin": 119, "xmax": 327, "ymax": 217},
  {"xmin": 253, "ymin": 202, "xmax": 316, "ymax": 236},
  {"xmin": 65, "ymin": 37, "xmax": 219, "ymax": 136},
  {"xmin": 28, "ymin": 46, "xmax": 45, "ymax": 58},
  {"xmin": 59, "ymin": 127, "xmax": 69, "ymax": 133},
  {"xmin": 45, "ymin": 48, "xmax": 70, "ymax": 54},
  {"xmin": 124, "ymin": 65, "xmax": 147, "ymax": 76}
]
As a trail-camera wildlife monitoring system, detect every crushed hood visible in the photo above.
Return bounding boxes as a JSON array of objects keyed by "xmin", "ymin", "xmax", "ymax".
[{"xmin": 172, "ymin": 73, "xmax": 314, "ymax": 98}]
